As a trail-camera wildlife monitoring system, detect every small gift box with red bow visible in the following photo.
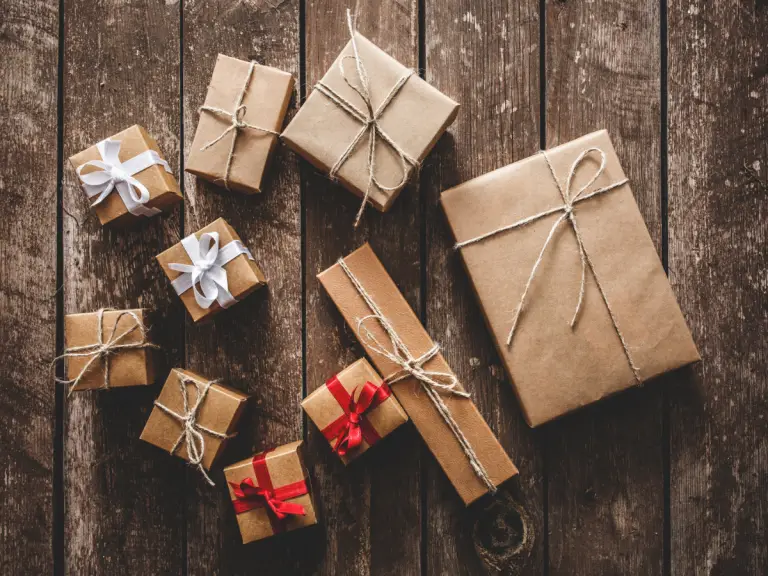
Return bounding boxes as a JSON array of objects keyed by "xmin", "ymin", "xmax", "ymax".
[
  {"xmin": 224, "ymin": 441, "xmax": 317, "ymax": 544},
  {"xmin": 302, "ymin": 358, "xmax": 409, "ymax": 464}
]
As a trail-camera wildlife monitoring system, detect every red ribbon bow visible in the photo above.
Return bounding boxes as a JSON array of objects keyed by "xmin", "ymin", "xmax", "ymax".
[
  {"xmin": 321, "ymin": 375, "xmax": 391, "ymax": 456},
  {"xmin": 229, "ymin": 451, "xmax": 307, "ymax": 532}
]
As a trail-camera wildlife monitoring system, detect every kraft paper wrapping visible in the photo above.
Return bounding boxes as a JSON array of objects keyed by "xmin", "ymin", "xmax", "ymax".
[
  {"xmin": 441, "ymin": 130, "xmax": 700, "ymax": 427},
  {"xmin": 156, "ymin": 217, "xmax": 267, "ymax": 323},
  {"xmin": 318, "ymin": 244, "xmax": 517, "ymax": 505},
  {"xmin": 302, "ymin": 358, "xmax": 408, "ymax": 464},
  {"xmin": 282, "ymin": 33, "xmax": 459, "ymax": 212},
  {"xmin": 140, "ymin": 368, "xmax": 248, "ymax": 470},
  {"xmin": 224, "ymin": 441, "xmax": 317, "ymax": 544},
  {"xmin": 64, "ymin": 309, "xmax": 155, "ymax": 391},
  {"xmin": 186, "ymin": 55, "xmax": 294, "ymax": 194},
  {"xmin": 69, "ymin": 125, "xmax": 182, "ymax": 226}
]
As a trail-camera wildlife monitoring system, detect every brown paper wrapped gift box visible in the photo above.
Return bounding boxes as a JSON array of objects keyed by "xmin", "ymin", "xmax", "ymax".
[
  {"xmin": 156, "ymin": 217, "xmax": 267, "ymax": 323},
  {"xmin": 302, "ymin": 358, "xmax": 408, "ymax": 464},
  {"xmin": 68, "ymin": 125, "xmax": 182, "ymax": 226},
  {"xmin": 186, "ymin": 54, "xmax": 294, "ymax": 194},
  {"xmin": 318, "ymin": 244, "xmax": 517, "ymax": 505},
  {"xmin": 441, "ymin": 130, "xmax": 700, "ymax": 427},
  {"xmin": 282, "ymin": 33, "xmax": 459, "ymax": 213},
  {"xmin": 224, "ymin": 441, "xmax": 317, "ymax": 544}
]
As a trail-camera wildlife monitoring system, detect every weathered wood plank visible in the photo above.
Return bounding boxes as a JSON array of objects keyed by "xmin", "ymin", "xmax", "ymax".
[
  {"xmin": 544, "ymin": 1, "xmax": 665, "ymax": 574},
  {"xmin": 668, "ymin": 1, "xmax": 767, "ymax": 574},
  {"xmin": 424, "ymin": 2, "xmax": 544, "ymax": 575},
  {"xmin": 182, "ymin": 1, "xmax": 305, "ymax": 573},
  {"xmin": 304, "ymin": 2, "xmax": 422, "ymax": 574},
  {"xmin": 61, "ymin": 0, "xmax": 184, "ymax": 573},
  {"xmin": 0, "ymin": 0, "xmax": 58, "ymax": 573}
]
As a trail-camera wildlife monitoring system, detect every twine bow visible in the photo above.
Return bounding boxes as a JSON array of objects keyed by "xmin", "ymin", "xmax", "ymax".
[
  {"xmin": 153, "ymin": 374, "xmax": 236, "ymax": 486},
  {"xmin": 314, "ymin": 9, "xmax": 420, "ymax": 227},
  {"xmin": 53, "ymin": 308, "xmax": 159, "ymax": 396},
  {"xmin": 454, "ymin": 147, "xmax": 641, "ymax": 381},
  {"xmin": 337, "ymin": 257, "xmax": 497, "ymax": 494},
  {"xmin": 198, "ymin": 61, "xmax": 280, "ymax": 190},
  {"xmin": 76, "ymin": 139, "xmax": 171, "ymax": 217}
]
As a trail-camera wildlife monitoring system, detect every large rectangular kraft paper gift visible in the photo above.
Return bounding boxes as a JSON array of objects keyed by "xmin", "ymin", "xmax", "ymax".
[
  {"xmin": 302, "ymin": 358, "xmax": 408, "ymax": 464},
  {"xmin": 441, "ymin": 130, "xmax": 700, "ymax": 427},
  {"xmin": 140, "ymin": 368, "xmax": 248, "ymax": 470},
  {"xmin": 224, "ymin": 441, "xmax": 317, "ymax": 544},
  {"xmin": 318, "ymin": 244, "xmax": 517, "ymax": 505},
  {"xmin": 64, "ymin": 309, "xmax": 156, "ymax": 391},
  {"xmin": 69, "ymin": 125, "xmax": 182, "ymax": 226},
  {"xmin": 186, "ymin": 54, "xmax": 294, "ymax": 194},
  {"xmin": 282, "ymin": 33, "xmax": 459, "ymax": 213}
]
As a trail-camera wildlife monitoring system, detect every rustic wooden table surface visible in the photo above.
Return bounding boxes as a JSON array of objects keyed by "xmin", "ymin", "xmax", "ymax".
[{"xmin": 2, "ymin": 0, "xmax": 766, "ymax": 574}]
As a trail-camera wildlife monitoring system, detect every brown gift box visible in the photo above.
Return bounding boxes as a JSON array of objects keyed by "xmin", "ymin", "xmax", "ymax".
[
  {"xmin": 224, "ymin": 441, "xmax": 317, "ymax": 544},
  {"xmin": 156, "ymin": 217, "xmax": 267, "ymax": 323},
  {"xmin": 64, "ymin": 309, "xmax": 156, "ymax": 391},
  {"xmin": 302, "ymin": 358, "xmax": 408, "ymax": 464},
  {"xmin": 318, "ymin": 244, "xmax": 517, "ymax": 505},
  {"xmin": 68, "ymin": 125, "xmax": 182, "ymax": 226},
  {"xmin": 441, "ymin": 130, "xmax": 701, "ymax": 427},
  {"xmin": 282, "ymin": 33, "xmax": 459, "ymax": 213},
  {"xmin": 140, "ymin": 368, "xmax": 248, "ymax": 470},
  {"xmin": 186, "ymin": 55, "xmax": 294, "ymax": 194}
]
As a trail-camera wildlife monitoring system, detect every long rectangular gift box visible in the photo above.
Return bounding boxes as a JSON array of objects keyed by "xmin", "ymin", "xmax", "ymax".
[
  {"xmin": 441, "ymin": 130, "xmax": 700, "ymax": 427},
  {"xmin": 318, "ymin": 243, "xmax": 517, "ymax": 505}
]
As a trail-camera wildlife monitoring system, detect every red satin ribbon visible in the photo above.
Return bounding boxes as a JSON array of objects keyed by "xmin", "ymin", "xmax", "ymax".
[
  {"xmin": 229, "ymin": 450, "xmax": 307, "ymax": 533},
  {"xmin": 320, "ymin": 375, "xmax": 391, "ymax": 456}
]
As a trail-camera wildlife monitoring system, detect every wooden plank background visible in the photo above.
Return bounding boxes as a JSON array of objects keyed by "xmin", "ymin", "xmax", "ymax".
[{"xmin": 0, "ymin": 0, "xmax": 765, "ymax": 575}]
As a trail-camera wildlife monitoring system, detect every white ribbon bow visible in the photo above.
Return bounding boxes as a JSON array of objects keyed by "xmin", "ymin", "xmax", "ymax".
[
  {"xmin": 169, "ymin": 232, "xmax": 254, "ymax": 310},
  {"xmin": 76, "ymin": 139, "xmax": 172, "ymax": 217}
]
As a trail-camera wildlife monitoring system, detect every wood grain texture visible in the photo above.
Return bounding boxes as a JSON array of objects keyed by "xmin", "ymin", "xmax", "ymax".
[
  {"xmin": 182, "ymin": 1, "xmax": 305, "ymax": 574},
  {"xmin": 424, "ymin": 2, "xmax": 543, "ymax": 575},
  {"xmin": 668, "ymin": 1, "xmax": 768, "ymax": 574},
  {"xmin": 544, "ymin": 1, "xmax": 665, "ymax": 574},
  {"xmin": 304, "ymin": 2, "xmax": 422, "ymax": 574},
  {"xmin": 0, "ymin": 0, "xmax": 58, "ymax": 573},
  {"xmin": 61, "ymin": 0, "xmax": 184, "ymax": 573}
]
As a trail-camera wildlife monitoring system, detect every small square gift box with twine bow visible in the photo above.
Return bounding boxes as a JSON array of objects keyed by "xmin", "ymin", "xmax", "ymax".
[
  {"xmin": 56, "ymin": 308, "xmax": 158, "ymax": 394},
  {"xmin": 282, "ymin": 10, "xmax": 459, "ymax": 227},
  {"xmin": 140, "ymin": 368, "xmax": 248, "ymax": 486},
  {"xmin": 441, "ymin": 130, "xmax": 700, "ymax": 427},
  {"xmin": 156, "ymin": 217, "xmax": 267, "ymax": 323},
  {"xmin": 302, "ymin": 358, "xmax": 408, "ymax": 464},
  {"xmin": 69, "ymin": 125, "xmax": 182, "ymax": 227},
  {"xmin": 224, "ymin": 441, "xmax": 317, "ymax": 544},
  {"xmin": 186, "ymin": 54, "xmax": 294, "ymax": 194}
]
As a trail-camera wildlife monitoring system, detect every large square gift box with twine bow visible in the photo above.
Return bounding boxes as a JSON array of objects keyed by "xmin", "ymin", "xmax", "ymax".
[
  {"xmin": 140, "ymin": 368, "xmax": 248, "ymax": 486},
  {"xmin": 282, "ymin": 18, "xmax": 459, "ymax": 226},
  {"xmin": 441, "ymin": 130, "xmax": 701, "ymax": 427},
  {"xmin": 302, "ymin": 358, "xmax": 408, "ymax": 464},
  {"xmin": 318, "ymin": 243, "xmax": 518, "ymax": 505},
  {"xmin": 224, "ymin": 441, "xmax": 317, "ymax": 544},
  {"xmin": 60, "ymin": 308, "xmax": 157, "ymax": 393},
  {"xmin": 69, "ymin": 125, "xmax": 182, "ymax": 227},
  {"xmin": 186, "ymin": 54, "xmax": 294, "ymax": 194},
  {"xmin": 156, "ymin": 217, "xmax": 266, "ymax": 323}
]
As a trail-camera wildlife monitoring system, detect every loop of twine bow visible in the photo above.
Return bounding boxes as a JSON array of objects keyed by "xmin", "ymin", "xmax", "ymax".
[
  {"xmin": 314, "ymin": 9, "xmax": 420, "ymax": 227},
  {"xmin": 229, "ymin": 478, "xmax": 306, "ymax": 519},
  {"xmin": 336, "ymin": 257, "xmax": 497, "ymax": 494},
  {"xmin": 198, "ymin": 61, "xmax": 280, "ymax": 190},
  {"xmin": 53, "ymin": 308, "xmax": 160, "ymax": 397},
  {"xmin": 153, "ymin": 374, "xmax": 236, "ymax": 486},
  {"xmin": 454, "ymin": 147, "xmax": 641, "ymax": 382}
]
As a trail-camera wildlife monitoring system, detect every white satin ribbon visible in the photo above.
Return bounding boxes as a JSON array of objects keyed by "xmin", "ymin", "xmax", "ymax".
[
  {"xmin": 169, "ymin": 232, "xmax": 254, "ymax": 310},
  {"xmin": 76, "ymin": 138, "xmax": 172, "ymax": 217}
]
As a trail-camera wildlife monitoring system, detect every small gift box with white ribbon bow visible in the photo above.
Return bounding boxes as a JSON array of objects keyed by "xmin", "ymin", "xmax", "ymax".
[
  {"xmin": 302, "ymin": 358, "xmax": 408, "ymax": 464},
  {"xmin": 156, "ymin": 217, "xmax": 267, "ymax": 322},
  {"xmin": 69, "ymin": 125, "xmax": 182, "ymax": 226}
]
